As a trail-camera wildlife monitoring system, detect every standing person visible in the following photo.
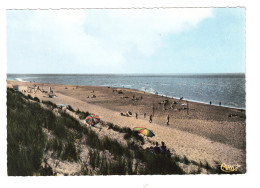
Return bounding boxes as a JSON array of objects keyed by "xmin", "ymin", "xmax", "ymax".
[
  {"xmin": 167, "ymin": 115, "xmax": 170, "ymax": 125},
  {"xmin": 135, "ymin": 112, "xmax": 138, "ymax": 119},
  {"xmin": 219, "ymin": 101, "xmax": 221, "ymax": 106},
  {"xmin": 35, "ymin": 85, "xmax": 41, "ymax": 94},
  {"xmin": 210, "ymin": 101, "xmax": 212, "ymax": 105},
  {"xmin": 149, "ymin": 115, "xmax": 153, "ymax": 123},
  {"xmin": 49, "ymin": 87, "xmax": 53, "ymax": 94},
  {"xmin": 144, "ymin": 113, "xmax": 146, "ymax": 118}
]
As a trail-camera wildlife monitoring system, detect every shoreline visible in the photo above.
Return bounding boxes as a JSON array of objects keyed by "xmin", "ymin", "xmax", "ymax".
[
  {"xmin": 6, "ymin": 79, "xmax": 246, "ymax": 111},
  {"xmin": 6, "ymin": 80, "xmax": 246, "ymax": 173},
  {"xmin": 145, "ymin": 90, "xmax": 245, "ymax": 111}
]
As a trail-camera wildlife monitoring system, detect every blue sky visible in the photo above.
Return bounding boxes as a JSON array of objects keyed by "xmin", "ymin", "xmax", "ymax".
[{"xmin": 6, "ymin": 8, "xmax": 245, "ymax": 74}]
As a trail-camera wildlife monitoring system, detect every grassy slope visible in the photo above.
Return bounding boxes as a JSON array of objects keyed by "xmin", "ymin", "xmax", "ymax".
[
  {"xmin": 7, "ymin": 88, "xmax": 185, "ymax": 175},
  {"xmin": 7, "ymin": 88, "xmax": 238, "ymax": 175}
]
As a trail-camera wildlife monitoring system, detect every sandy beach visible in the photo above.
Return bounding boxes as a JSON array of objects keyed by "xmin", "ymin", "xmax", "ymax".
[{"xmin": 7, "ymin": 80, "xmax": 246, "ymax": 173}]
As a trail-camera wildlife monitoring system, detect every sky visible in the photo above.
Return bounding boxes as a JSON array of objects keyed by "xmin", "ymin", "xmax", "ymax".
[{"xmin": 6, "ymin": 8, "xmax": 245, "ymax": 74}]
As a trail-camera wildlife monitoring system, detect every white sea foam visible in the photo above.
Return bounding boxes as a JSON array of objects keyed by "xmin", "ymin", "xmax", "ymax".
[
  {"xmin": 16, "ymin": 78, "xmax": 28, "ymax": 82},
  {"xmin": 148, "ymin": 88, "xmax": 155, "ymax": 93},
  {"xmin": 123, "ymin": 85, "xmax": 133, "ymax": 88}
]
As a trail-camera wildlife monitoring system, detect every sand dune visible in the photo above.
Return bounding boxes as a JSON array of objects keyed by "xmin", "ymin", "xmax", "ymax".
[{"xmin": 7, "ymin": 80, "xmax": 246, "ymax": 173}]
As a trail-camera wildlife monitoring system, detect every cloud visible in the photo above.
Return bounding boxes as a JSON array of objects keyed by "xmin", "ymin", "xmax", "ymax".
[
  {"xmin": 7, "ymin": 9, "xmax": 213, "ymax": 73},
  {"xmin": 81, "ymin": 9, "xmax": 213, "ymax": 57}
]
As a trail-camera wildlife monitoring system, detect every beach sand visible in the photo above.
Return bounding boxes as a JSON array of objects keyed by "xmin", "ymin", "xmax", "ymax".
[{"xmin": 7, "ymin": 80, "xmax": 246, "ymax": 173}]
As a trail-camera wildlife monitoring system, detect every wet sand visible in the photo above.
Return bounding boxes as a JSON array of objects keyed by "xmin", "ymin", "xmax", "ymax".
[{"xmin": 7, "ymin": 80, "xmax": 246, "ymax": 172}]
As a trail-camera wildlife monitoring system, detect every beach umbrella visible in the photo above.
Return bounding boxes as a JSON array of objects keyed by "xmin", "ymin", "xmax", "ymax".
[
  {"xmin": 85, "ymin": 114, "xmax": 102, "ymax": 126},
  {"xmin": 133, "ymin": 127, "xmax": 155, "ymax": 137}
]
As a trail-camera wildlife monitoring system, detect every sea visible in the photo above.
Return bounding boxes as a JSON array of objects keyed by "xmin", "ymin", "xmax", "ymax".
[{"xmin": 7, "ymin": 73, "xmax": 246, "ymax": 109}]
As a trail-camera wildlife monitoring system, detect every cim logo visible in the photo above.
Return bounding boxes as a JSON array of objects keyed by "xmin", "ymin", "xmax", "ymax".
[{"xmin": 218, "ymin": 163, "xmax": 241, "ymax": 172}]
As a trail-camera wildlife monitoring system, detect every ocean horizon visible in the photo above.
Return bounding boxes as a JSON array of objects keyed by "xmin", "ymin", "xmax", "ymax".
[{"xmin": 7, "ymin": 73, "xmax": 246, "ymax": 109}]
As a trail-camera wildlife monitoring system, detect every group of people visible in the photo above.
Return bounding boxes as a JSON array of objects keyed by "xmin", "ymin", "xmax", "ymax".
[
  {"xmin": 33, "ymin": 85, "xmax": 53, "ymax": 95},
  {"xmin": 134, "ymin": 112, "xmax": 171, "ymax": 125},
  {"xmin": 132, "ymin": 95, "xmax": 143, "ymax": 101},
  {"xmin": 210, "ymin": 101, "xmax": 222, "ymax": 106},
  {"xmin": 147, "ymin": 141, "xmax": 171, "ymax": 156},
  {"xmin": 133, "ymin": 112, "xmax": 153, "ymax": 123}
]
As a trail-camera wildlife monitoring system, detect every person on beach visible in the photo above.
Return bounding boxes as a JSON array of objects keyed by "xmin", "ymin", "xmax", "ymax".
[
  {"xmin": 135, "ymin": 112, "xmax": 138, "ymax": 119},
  {"xmin": 167, "ymin": 115, "xmax": 170, "ymax": 125},
  {"xmin": 149, "ymin": 115, "xmax": 153, "ymax": 123},
  {"xmin": 160, "ymin": 142, "xmax": 171, "ymax": 157},
  {"xmin": 219, "ymin": 101, "xmax": 221, "ymax": 106},
  {"xmin": 49, "ymin": 87, "xmax": 53, "ymax": 94},
  {"xmin": 210, "ymin": 101, "xmax": 212, "ymax": 105},
  {"xmin": 160, "ymin": 142, "xmax": 167, "ymax": 153},
  {"xmin": 34, "ymin": 85, "xmax": 41, "ymax": 94},
  {"xmin": 144, "ymin": 113, "xmax": 146, "ymax": 118},
  {"xmin": 154, "ymin": 142, "xmax": 161, "ymax": 154}
]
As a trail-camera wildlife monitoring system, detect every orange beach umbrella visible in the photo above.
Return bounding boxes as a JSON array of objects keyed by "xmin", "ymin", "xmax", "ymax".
[{"xmin": 85, "ymin": 114, "xmax": 102, "ymax": 126}]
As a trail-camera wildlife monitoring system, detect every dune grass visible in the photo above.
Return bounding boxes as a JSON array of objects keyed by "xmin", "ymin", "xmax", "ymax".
[
  {"xmin": 7, "ymin": 89, "xmax": 48, "ymax": 175},
  {"xmin": 106, "ymin": 122, "xmax": 145, "ymax": 144},
  {"xmin": 7, "ymin": 89, "xmax": 80, "ymax": 175},
  {"xmin": 9, "ymin": 88, "xmax": 223, "ymax": 175}
]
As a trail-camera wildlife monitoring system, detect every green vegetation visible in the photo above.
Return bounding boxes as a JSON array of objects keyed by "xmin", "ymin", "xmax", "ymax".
[
  {"xmin": 7, "ymin": 89, "xmax": 79, "ymax": 175},
  {"xmin": 42, "ymin": 100, "xmax": 57, "ymax": 109},
  {"xmin": 7, "ymin": 89, "xmax": 47, "ymax": 176},
  {"xmin": 183, "ymin": 156, "xmax": 191, "ymax": 165},
  {"xmin": 33, "ymin": 96, "xmax": 40, "ymax": 102},
  {"xmin": 75, "ymin": 109, "xmax": 90, "ymax": 119},
  {"xmin": 9, "ymin": 88, "xmax": 230, "ymax": 175},
  {"xmin": 107, "ymin": 123, "xmax": 144, "ymax": 144}
]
